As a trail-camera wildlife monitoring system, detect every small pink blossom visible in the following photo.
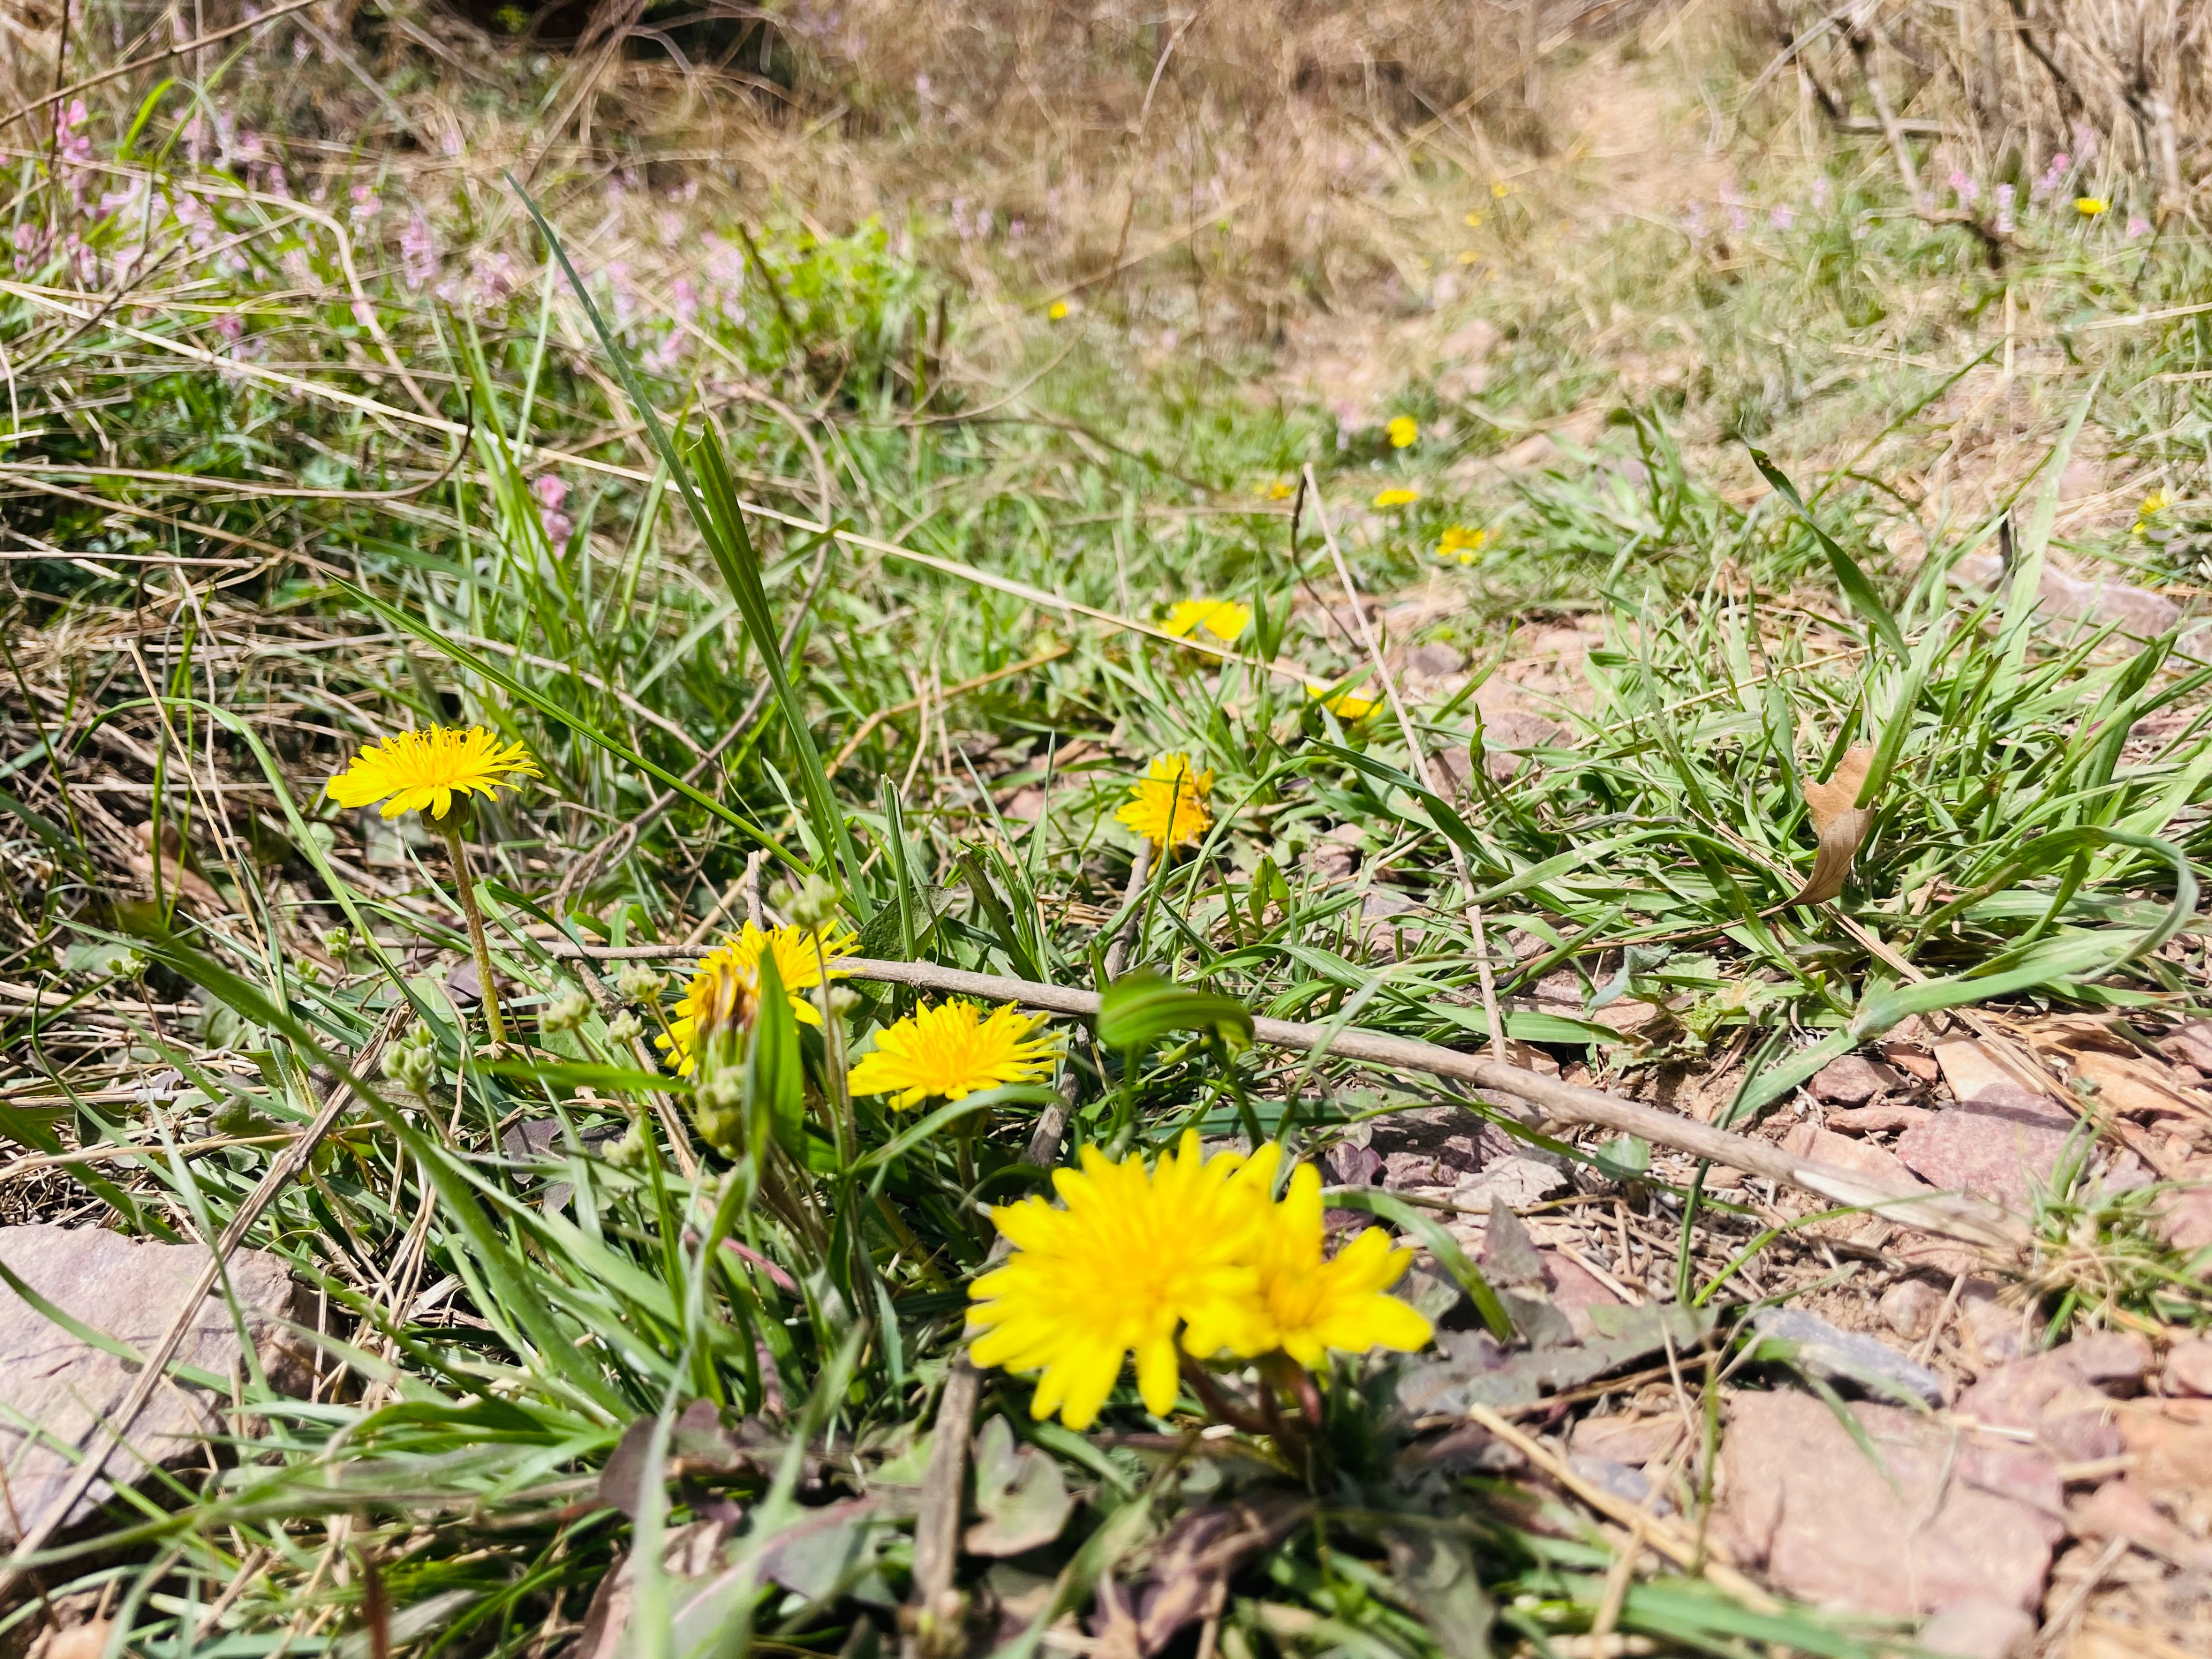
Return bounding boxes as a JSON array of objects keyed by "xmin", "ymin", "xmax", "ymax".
[
  {"xmin": 400, "ymin": 213, "xmax": 438, "ymax": 291},
  {"xmin": 534, "ymin": 475, "xmax": 573, "ymax": 546}
]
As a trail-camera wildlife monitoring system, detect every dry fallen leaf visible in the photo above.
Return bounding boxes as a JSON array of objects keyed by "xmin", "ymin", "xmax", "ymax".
[{"xmin": 1785, "ymin": 745, "xmax": 1877, "ymax": 908}]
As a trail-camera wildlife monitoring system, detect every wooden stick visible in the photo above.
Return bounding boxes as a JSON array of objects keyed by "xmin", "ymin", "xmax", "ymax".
[{"xmin": 539, "ymin": 944, "xmax": 2026, "ymax": 1251}]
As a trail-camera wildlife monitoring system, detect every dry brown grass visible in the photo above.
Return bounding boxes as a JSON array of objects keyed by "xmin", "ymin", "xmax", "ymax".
[{"xmin": 1755, "ymin": 1, "xmax": 2212, "ymax": 219}]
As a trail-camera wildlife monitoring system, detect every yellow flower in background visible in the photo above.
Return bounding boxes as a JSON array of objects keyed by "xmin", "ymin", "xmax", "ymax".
[
  {"xmin": 1373, "ymin": 487, "xmax": 1421, "ymax": 508},
  {"xmin": 1048, "ymin": 299, "xmax": 1070, "ymax": 320},
  {"xmin": 1306, "ymin": 682, "xmax": 1377, "ymax": 721},
  {"xmin": 1458, "ymin": 250, "xmax": 1482, "ymax": 266},
  {"xmin": 1163, "ymin": 598, "xmax": 1252, "ymax": 643},
  {"xmin": 1264, "ymin": 480, "xmax": 1296, "ymax": 501},
  {"xmin": 656, "ymin": 922, "xmax": 854, "ymax": 1074},
  {"xmin": 2134, "ymin": 490, "xmax": 2169, "ymax": 536},
  {"xmin": 967, "ymin": 1132, "xmax": 1275, "ymax": 1428},
  {"xmin": 1491, "ymin": 179, "xmax": 1512, "ymax": 198},
  {"xmin": 2075, "ymin": 196, "xmax": 2108, "ymax": 216},
  {"xmin": 1463, "ymin": 211, "xmax": 1483, "ymax": 228},
  {"xmin": 848, "ymin": 999, "xmax": 1059, "ymax": 1109},
  {"xmin": 1116, "ymin": 754, "xmax": 1213, "ymax": 849},
  {"xmin": 1218, "ymin": 1161, "xmax": 1433, "ymax": 1368},
  {"xmin": 1437, "ymin": 524, "xmax": 1488, "ymax": 564},
  {"xmin": 326, "ymin": 725, "xmax": 540, "ymax": 821},
  {"xmin": 1387, "ymin": 415, "xmax": 1419, "ymax": 449}
]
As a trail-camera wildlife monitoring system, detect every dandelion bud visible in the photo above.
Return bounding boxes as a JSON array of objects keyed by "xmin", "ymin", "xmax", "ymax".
[
  {"xmin": 540, "ymin": 987, "xmax": 593, "ymax": 1035},
  {"xmin": 777, "ymin": 874, "xmax": 844, "ymax": 934},
  {"xmin": 605, "ymin": 1011, "xmax": 644, "ymax": 1047},
  {"xmin": 615, "ymin": 964, "xmax": 666, "ymax": 1004},
  {"xmin": 692, "ymin": 1066, "xmax": 744, "ymax": 1154},
  {"xmin": 383, "ymin": 1027, "xmax": 439, "ymax": 1102},
  {"xmin": 603, "ymin": 1122, "xmax": 648, "ymax": 1169},
  {"xmin": 822, "ymin": 985, "xmax": 860, "ymax": 1019}
]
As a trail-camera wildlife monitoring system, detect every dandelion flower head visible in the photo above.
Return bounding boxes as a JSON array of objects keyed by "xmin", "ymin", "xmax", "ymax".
[
  {"xmin": 1437, "ymin": 524, "xmax": 1488, "ymax": 564},
  {"xmin": 2075, "ymin": 196, "xmax": 2108, "ymax": 216},
  {"xmin": 1162, "ymin": 598, "xmax": 1252, "ymax": 643},
  {"xmin": 2135, "ymin": 489, "xmax": 2169, "ymax": 536},
  {"xmin": 1115, "ymin": 753, "xmax": 1213, "ymax": 849},
  {"xmin": 968, "ymin": 1132, "xmax": 1277, "ymax": 1428},
  {"xmin": 1373, "ymin": 487, "xmax": 1421, "ymax": 509},
  {"xmin": 848, "ymin": 998, "xmax": 1059, "ymax": 1109},
  {"xmin": 1387, "ymin": 416, "xmax": 1419, "ymax": 449},
  {"xmin": 1048, "ymin": 299, "xmax": 1070, "ymax": 321},
  {"xmin": 656, "ymin": 921, "xmax": 854, "ymax": 1074},
  {"xmin": 1224, "ymin": 1161, "xmax": 1433, "ymax": 1368},
  {"xmin": 326, "ymin": 725, "xmax": 540, "ymax": 821},
  {"xmin": 1306, "ymin": 682, "xmax": 1377, "ymax": 721}
]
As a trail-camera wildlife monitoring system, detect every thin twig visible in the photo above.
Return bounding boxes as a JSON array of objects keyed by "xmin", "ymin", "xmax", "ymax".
[{"xmin": 538, "ymin": 944, "xmax": 2027, "ymax": 1251}]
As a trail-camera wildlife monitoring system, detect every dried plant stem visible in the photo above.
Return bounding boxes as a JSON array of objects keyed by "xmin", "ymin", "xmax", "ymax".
[
  {"xmin": 441, "ymin": 820, "xmax": 506, "ymax": 1047},
  {"xmin": 544, "ymin": 943, "xmax": 2026, "ymax": 1251}
]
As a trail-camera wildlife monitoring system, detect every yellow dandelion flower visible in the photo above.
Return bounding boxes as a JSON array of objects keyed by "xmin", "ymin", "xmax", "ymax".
[
  {"xmin": 1457, "ymin": 249, "xmax": 1481, "ymax": 266},
  {"xmin": 967, "ymin": 1133, "xmax": 1278, "ymax": 1428},
  {"xmin": 1219, "ymin": 1161, "xmax": 1432, "ymax": 1368},
  {"xmin": 325, "ymin": 725, "xmax": 540, "ymax": 821},
  {"xmin": 1048, "ymin": 299, "xmax": 1070, "ymax": 320},
  {"xmin": 1115, "ymin": 754, "xmax": 1213, "ymax": 850},
  {"xmin": 848, "ymin": 999, "xmax": 1060, "ymax": 1109},
  {"xmin": 1436, "ymin": 524, "xmax": 1488, "ymax": 564},
  {"xmin": 1491, "ymin": 179, "xmax": 1512, "ymax": 198},
  {"xmin": 1463, "ymin": 211, "xmax": 1483, "ymax": 228},
  {"xmin": 1387, "ymin": 415, "xmax": 1419, "ymax": 449},
  {"xmin": 2133, "ymin": 490, "xmax": 2168, "ymax": 537},
  {"xmin": 2074, "ymin": 196, "xmax": 2107, "ymax": 216},
  {"xmin": 1264, "ymin": 480, "xmax": 1297, "ymax": 501},
  {"xmin": 655, "ymin": 922, "xmax": 855, "ymax": 1075},
  {"xmin": 1373, "ymin": 487, "xmax": 1421, "ymax": 508},
  {"xmin": 1305, "ymin": 682, "xmax": 1377, "ymax": 721},
  {"xmin": 1162, "ymin": 598, "xmax": 1252, "ymax": 643}
]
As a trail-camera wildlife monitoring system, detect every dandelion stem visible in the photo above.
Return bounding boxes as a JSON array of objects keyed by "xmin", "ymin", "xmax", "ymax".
[{"xmin": 441, "ymin": 819, "xmax": 506, "ymax": 1045}]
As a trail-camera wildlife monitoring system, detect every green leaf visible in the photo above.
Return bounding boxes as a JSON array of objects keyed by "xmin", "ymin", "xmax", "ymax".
[
  {"xmin": 1748, "ymin": 447, "xmax": 1907, "ymax": 657},
  {"xmin": 749, "ymin": 948, "xmax": 807, "ymax": 1160},
  {"xmin": 1096, "ymin": 968, "xmax": 1254, "ymax": 1051}
]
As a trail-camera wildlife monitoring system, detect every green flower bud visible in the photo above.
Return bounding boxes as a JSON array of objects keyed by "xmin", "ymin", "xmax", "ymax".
[
  {"xmin": 541, "ymin": 987, "xmax": 593, "ymax": 1035},
  {"xmin": 605, "ymin": 1011, "xmax": 644, "ymax": 1047},
  {"xmin": 603, "ymin": 1122, "xmax": 648, "ymax": 1169},
  {"xmin": 615, "ymin": 964, "xmax": 666, "ymax": 1004}
]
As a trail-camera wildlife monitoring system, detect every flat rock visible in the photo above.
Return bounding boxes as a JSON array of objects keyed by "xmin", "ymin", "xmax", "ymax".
[
  {"xmin": 2115, "ymin": 1397, "xmax": 2212, "ymax": 1508},
  {"xmin": 2160, "ymin": 1022, "xmax": 2212, "ymax": 1073},
  {"xmin": 2072, "ymin": 1478, "xmax": 2212, "ymax": 1573},
  {"xmin": 1825, "ymin": 1102, "xmax": 1935, "ymax": 1135},
  {"xmin": 1895, "ymin": 1092, "xmax": 2075, "ymax": 1206},
  {"xmin": 1810, "ymin": 1055, "xmax": 1900, "ymax": 1106},
  {"xmin": 1955, "ymin": 1334, "xmax": 2148, "ymax": 1462},
  {"xmin": 1569, "ymin": 1413, "xmax": 1685, "ymax": 1469},
  {"xmin": 1714, "ymin": 1390, "xmax": 2059, "ymax": 1616},
  {"xmin": 0, "ymin": 1225, "xmax": 306, "ymax": 1544},
  {"xmin": 1917, "ymin": 1597, "xmax": 2036, "ymax": 1659},
  {"xmin": 1880, "ymin": 1278, "xmax": 1943, "ymax": 1343},
  {"xmin": 1932, "ymin": 1040, "xmax": 2031, "ymax": 1106},
  {"xmin": 2154, "ymin": 1177, "xmax": 2212, "ymax": 1253},
  {"xmin": 2162, "ymin": 1337, "xmax": 2212, "ymax": 1398},
  {"xmin": 1781, "ymin": 1124, "xmax": 1926, "ymax": 1243},
  {"xmin": 1750, "ymin": 1306, "xmax": 1943, "ymax": 1406},
  {"xmin": 1449, "ymin": 1156, "xmax": 1567, "ymax": 1212}
]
